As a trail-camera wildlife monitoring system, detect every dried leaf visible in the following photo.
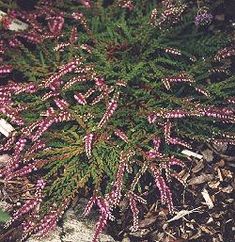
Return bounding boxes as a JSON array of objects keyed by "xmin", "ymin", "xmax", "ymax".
[
  {"xmin": 221, "ymin": 185, "xmax": 233, "ymax": 193},
  {"xmin": 189, "ymin": 227, "xmax": 202, "ymax": 240},
  {"xmin": 167, "ymin": 208, "xmax": 201, "ymax": 223},
  {"xmin": 201, "ymin": 149, "xmax": 214, "ymax": 162},
  {"xmin": 188, "ymin": 174, "xmax": 214, "ymax": 185},
  {"xmin": 138, "ymin": 214, "xmax": 158, "ymax": 228},
  {"xmin": 192, "ymin": 159, "xmax": 204, "ymax": 173},
  {"xmin": 221, "ymin": 169, "xmax": 233, "ymax": 179},
  {"xmin": 213, "ymin": 143, "xmax": 227, "ymax": 153},
  {"xmin": 208, "ymin": 180, "xmax": 220, "ymax": 189}
]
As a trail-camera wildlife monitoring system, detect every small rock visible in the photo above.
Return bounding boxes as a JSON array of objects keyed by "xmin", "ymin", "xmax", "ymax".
[
  {"xmin": 27, "ymin": 209, "xmax": 117, "ymax": 242},
  {"xmin": 27, "ymin": 227, "xmax": 62, "ymax": 242},
  {"xmin": 62, "ymin": 209, "xmax": 116, "ymax": 242}
]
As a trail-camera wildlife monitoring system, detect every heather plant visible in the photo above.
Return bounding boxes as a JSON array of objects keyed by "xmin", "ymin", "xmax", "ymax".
[{"xmin": 0, "ymin": 0, "xmax": 234, "ymax": 241}]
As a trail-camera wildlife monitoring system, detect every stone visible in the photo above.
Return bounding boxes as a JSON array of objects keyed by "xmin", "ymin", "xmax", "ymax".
[
  {"xmin": 62, "ymin": 209, "xmax": 116, "ymax": 242},
  {"xmin": 27, "ymin": 209, "xmax": 117, "ymax": 242}
]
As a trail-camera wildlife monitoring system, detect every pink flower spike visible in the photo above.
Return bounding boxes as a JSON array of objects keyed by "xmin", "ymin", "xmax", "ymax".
[
  {"xmin": 128, "ymin": 193, "xmax": 139, "ymax": 231},
  {"xmin": 169, "ymin": 156, "xmax": 185, "ymax": 168},
  {"xmin": 85, "ymin": 133, "xmax": 94, "ymax": 158},
  {"xmin": 146, "ymin": 150, "xmax": 157, "ymax": 159},
  {"xmin": 214, "ymin": 46, "xmax": 235, "ymax": 61},
  {"xmin": 105, "ymin": 159, "xmax": 126, "ymax": 206},
  {"xmin": 227, "ymin": 97, "xmax": 235, "ymax": 104},
  {"xmin": 98, "ymin": 93, "xmax": 119, "ymax": 128},
  {"xmin": 128, "ymin": 192, "xmax": 146, "ymax": 232},
  {"xmin": 6, "ymin": 163, "xmax": 37, "ymax": 180},
  {"xmin": 32, "ymin": 118, "xmax": 54, "ymax": 141},
  {"xmin": 12, "ymin": 197, "xmax": 41, "ymax": 221},
  {"xmin": 94, "ymin": 77, "xmax": 105, "ymax": 87},
  {"xmin": 78, "ymin": 0, "xmax": 92, "ymax": 8},
  {"xmin": 153, "ymin": 137, "xmax": 161, "ymax": 151},
  {"xmin": 118, "ymin": 0, "xmax": 134, "ymax": 11},
  {"xmin": 114, "ymin": 129, "xmax": 129, "ymax": 143},
  {"xmin": 47, "ymin": 15, "xmax": 64, "ymax": 35},
  {"xmin": 83, "ymin": 195, "xmax": 97, "ymax": 216},
  {"xmin": 74, "ymin": 92, "xmax": 87, "ymax": 105},
  {"xmin": 54, "ymin": 42, "xmax": 70, "ymax": 52},
  {"xmin": 152, "ymin": 168, "xmax": 174, "ymax": 213},
  {"xmin": 27, "ymin": 140, "xmax": 46, "ymax": 155},
  {"xmin": 69, "ymin": 26, "xmax": 78, "ymax": 44},
  {"xmin": 92, "ymin": 197, "xmax": 113, "ymax": 242},
  {"xmin": 8, "ymin": 38, "xmax": 22, "ymax": 48},
  {"xmin": 36, "ymin": 178, "xmax": 46, "ymax": 191},
  {"xmin": 17, "ymin": 32, "xmax": 43, "ymax": 44},
  {"xmin": 34, "ymin": 211, "xmax": 58, "ymax": 237},
  {"xmin": 0, "ymin": 65, "xmax": 13, "ymax": 75},
  {"xmin": 165, "ymin": 47, "xmax": 182, "ymax": 56},
  {"xmin": 147, "ymin": 113, "xmax": 157, "ymax": 124},
  {"xmin": 164, "ymin": 120, "xmax": 171, "ymax": 142},
  {"xmin": 168, "ymin": 137, "xmax": 192, "ymax": 149},
  {"xmin": 54, "ymin": 98, "xmax": 69, "ymax": 110}
]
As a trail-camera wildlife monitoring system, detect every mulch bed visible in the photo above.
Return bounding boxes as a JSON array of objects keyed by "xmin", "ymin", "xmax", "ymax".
[{"xmin": 104, "ymin": 144, "xmax": 234, "ymax": 242}]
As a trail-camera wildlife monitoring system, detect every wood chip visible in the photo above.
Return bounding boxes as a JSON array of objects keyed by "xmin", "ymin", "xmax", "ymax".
[
  {"xmin": 208, "ymin": 180, "xmax": 220, "ymax": 189},
  {"xmin": 217, "ymin": 168, "xmax": 223, "ymax": 181},
  {"xmin": 221, "ymin": 169, "xmax": 233, "ymax": 179},
  {"xmin": 181, "ymin": 149, "xmax": 203, "ymax": 159},
  {"xmin": 221, "ymin": 185, "xmax": 233, "ymax": 193},
  {"xmin": 201, "ymin": 188, "xmax": 214, "ymax": 209}
]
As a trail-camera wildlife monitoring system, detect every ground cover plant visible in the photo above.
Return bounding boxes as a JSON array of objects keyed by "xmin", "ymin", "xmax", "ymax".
[{"xmin": 0, "ymin": 0, "xmax": 234, "ymax": 241}]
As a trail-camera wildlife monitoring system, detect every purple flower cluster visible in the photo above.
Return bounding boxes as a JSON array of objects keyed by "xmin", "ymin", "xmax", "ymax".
[{"xmin": 195, "ymin": 10, "xmax": 213, "ymax": 26}]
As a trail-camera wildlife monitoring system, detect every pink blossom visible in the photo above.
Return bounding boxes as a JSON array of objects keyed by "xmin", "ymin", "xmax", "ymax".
[
  {"xmin": 74, "ymin": 92, "xmax": 87, "ymax": 105},
  {"xmin": 0, "ymin": 65, "xmax": 13, "ymax": 75},
  {"xmin": 114, "ymin": 129, "xmax": 129, "ymax": 143},
  {"xmin": 152, "ymin": 167, "xmax": 174, "ymax": 213},
  {"xmin": 98, "ymin": 93, "xmax": 119, "ymax": 128},
  {"xmin": 84, "ymin": 133, "xmax": 94, "ymax": 158}
]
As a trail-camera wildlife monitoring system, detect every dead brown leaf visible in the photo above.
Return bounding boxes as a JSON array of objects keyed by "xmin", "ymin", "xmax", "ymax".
[
  {"xmin": 201, "ymin": 149, "xmax": 214, "ymax": 162},
  {"xmin": 138, "ymin": 214, "xmax": 158, "ymax": 228},
  {"xmin": 188, "ymin": 174, "xmax": 214, "ymax": 185},
  {"xmin": 192, "ymin": 159, "xmax": 204, "ymax": 173}
]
